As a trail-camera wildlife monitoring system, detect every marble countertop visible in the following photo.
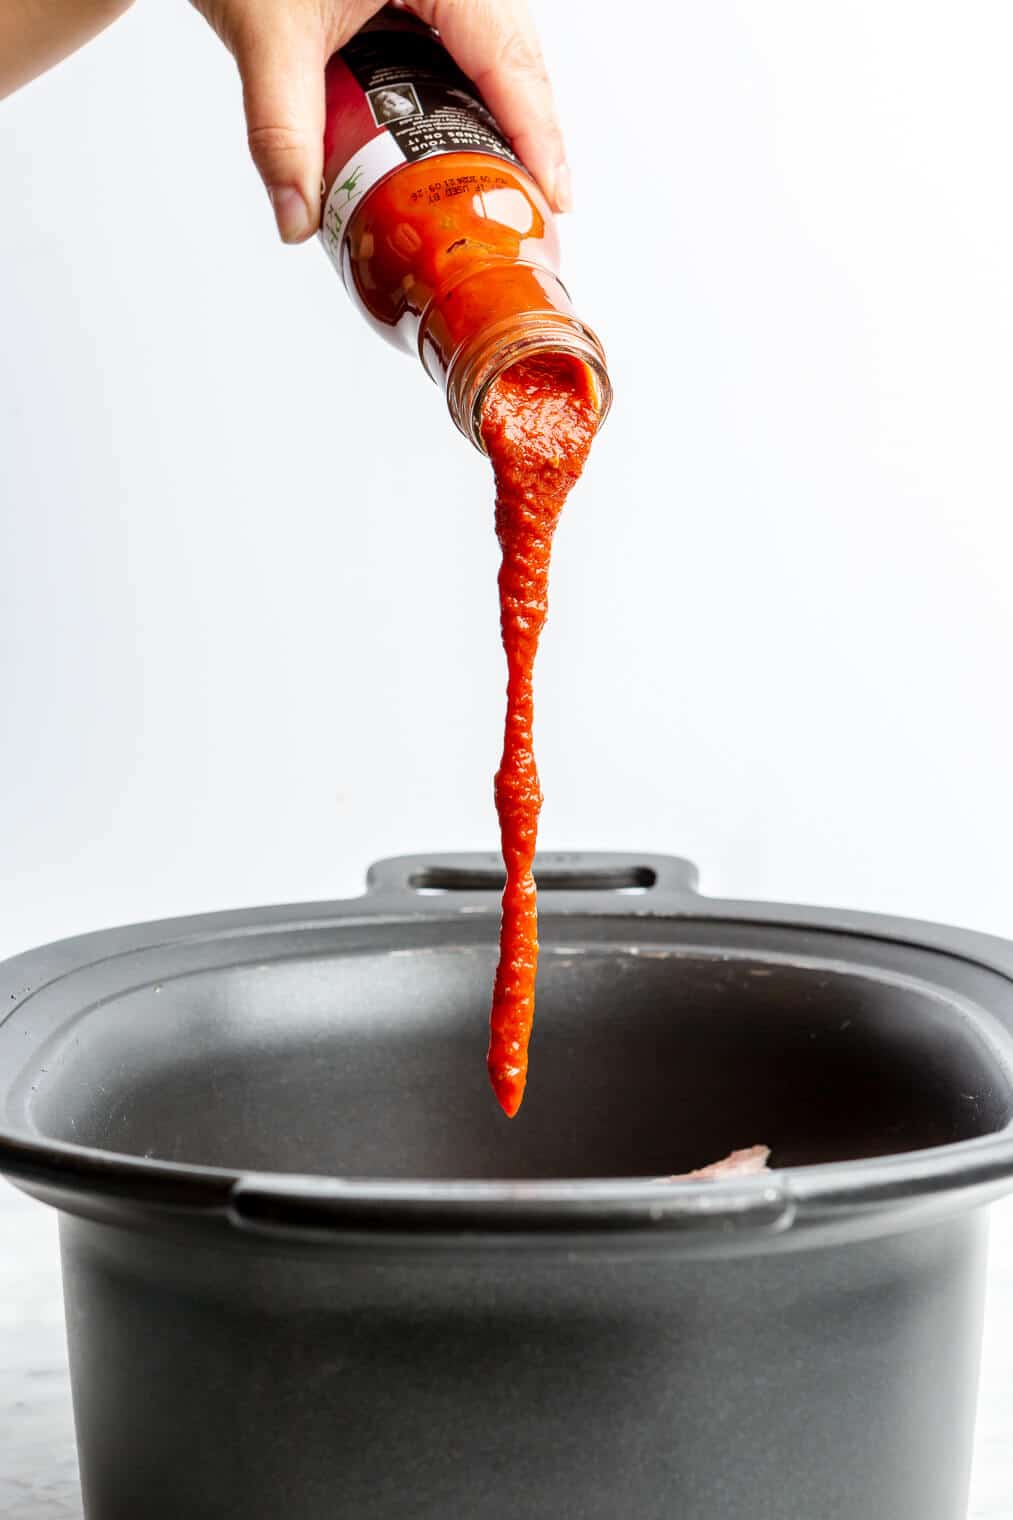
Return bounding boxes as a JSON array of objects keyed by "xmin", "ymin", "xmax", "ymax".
[{"xmin": 1, "ymin": 1180, "xmax": 1011, "ymax": 1518}]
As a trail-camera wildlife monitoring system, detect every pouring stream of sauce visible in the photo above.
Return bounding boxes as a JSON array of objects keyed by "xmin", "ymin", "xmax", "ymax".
[{"xmin": 481, "ymin": 354, "xmax": 599, "ymax": 1117}]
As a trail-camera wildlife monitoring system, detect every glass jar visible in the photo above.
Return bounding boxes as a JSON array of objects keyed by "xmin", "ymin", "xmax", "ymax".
[{"xmin": 320, "ymin": 7, "xmax": 611, "ymax": 450}]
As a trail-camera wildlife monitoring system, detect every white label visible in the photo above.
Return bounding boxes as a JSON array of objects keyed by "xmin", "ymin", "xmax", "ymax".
[{"xmin": 320, "ymin": 134, "xmax": 404, "ymax": 272}]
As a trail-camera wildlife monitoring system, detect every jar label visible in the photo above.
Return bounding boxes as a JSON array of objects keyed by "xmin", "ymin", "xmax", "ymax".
[{"xmin": 321, "ymin": 11, "xmax": 520, "ymax": 271}]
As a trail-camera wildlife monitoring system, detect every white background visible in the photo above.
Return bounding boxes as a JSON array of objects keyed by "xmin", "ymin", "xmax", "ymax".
[
  {"xmin": 2, "ymin": 0, "xmax": 1013, "ymax": 953},
  {"xmin": 2, "ymin": 3, "xmax": 1013, "ymax": 1513}
]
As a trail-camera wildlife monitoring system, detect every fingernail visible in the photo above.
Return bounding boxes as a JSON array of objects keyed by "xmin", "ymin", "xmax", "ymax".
[
  {"xmin": 553, "ymin": 163, "xmax": 574, "ymax": 214},
  {"xmin": 269, "ymin": 186, "xmax": 312, "ymax": 243}
]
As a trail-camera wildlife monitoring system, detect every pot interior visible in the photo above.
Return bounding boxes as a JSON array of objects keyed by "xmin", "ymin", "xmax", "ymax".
[{"xmin": 15, "ymin": 919, "xmax": 1013, "ymax": 1180}]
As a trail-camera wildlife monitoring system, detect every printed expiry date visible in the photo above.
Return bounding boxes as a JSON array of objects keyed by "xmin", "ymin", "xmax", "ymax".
[{"xmin": 410, "ymin": 172, "xmax": 511, "ymax": 206}]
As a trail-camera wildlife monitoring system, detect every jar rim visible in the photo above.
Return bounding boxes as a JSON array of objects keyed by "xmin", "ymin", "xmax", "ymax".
[{"xmin": 444, "ymin": 312, "xmax": 613, "ymax": 453}]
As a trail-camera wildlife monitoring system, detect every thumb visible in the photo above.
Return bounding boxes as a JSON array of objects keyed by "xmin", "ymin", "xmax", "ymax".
[{"xmin": 235, "ymin": 20, "xmax": 327, "ymax": 243}]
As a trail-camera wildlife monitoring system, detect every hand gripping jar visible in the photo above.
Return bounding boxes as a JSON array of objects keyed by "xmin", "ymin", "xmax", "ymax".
[{"xmin": 320, "ymin": 5, "xmax": 612, "ymax": 450}]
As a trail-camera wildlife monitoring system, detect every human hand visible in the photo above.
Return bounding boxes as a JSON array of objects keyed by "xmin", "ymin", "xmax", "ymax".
[
  {"xmin": 190, "ymin": 0, "xmax": 570, "ymax": 244},
  {"xmin": 0, "ymin": 0, "xmax": 133, "ymax": 101}
]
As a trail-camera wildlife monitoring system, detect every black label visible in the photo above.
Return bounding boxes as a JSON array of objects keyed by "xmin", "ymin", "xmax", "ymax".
[{"xmin": 340, "ymin": 10, "xmax": 521, "ymax": 168}]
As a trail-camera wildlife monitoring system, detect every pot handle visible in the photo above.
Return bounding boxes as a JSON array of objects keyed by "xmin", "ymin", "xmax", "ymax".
[
  {"xmin": 227, "ymin": 1174, "xmax": 794, "ymax": 1244},
  {"xmin": 365, "ymin": 851, "xmax": 700, "ymax": 902}
]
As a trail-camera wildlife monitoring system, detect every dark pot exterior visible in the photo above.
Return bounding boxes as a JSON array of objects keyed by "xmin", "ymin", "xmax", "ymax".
[{"xmin": 59, "ymin": 1209, "xmax": 989, "ymax": 1520}]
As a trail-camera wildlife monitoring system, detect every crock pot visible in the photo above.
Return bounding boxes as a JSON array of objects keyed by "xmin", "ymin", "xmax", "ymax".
[{"xmin": 2, "ymin": 851, "xmax": 1012, "ymax": 1519}]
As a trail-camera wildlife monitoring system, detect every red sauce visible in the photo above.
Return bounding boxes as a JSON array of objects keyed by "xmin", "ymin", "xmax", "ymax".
[{"xmin": 481, "ymin": 354, "xmax": 599, "ymax": 1117}]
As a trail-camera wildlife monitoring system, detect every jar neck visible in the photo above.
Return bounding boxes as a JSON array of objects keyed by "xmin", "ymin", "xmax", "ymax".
[
  {"xmin": 445, "ymin": 313, "xmax": 613, "ymax": 453},
  {"xmin": 416, "ymin": 262, "xmax": 612, "ymax": 452}
]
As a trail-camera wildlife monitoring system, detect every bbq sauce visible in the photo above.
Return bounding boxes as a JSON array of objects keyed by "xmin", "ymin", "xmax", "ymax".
[{"xmin": 481, "ymin": 356, "xmax": 598, "ymax": 1116}]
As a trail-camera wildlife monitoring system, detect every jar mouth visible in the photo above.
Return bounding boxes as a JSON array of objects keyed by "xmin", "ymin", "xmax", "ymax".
[{"xmin": 444, "ymin": 314, "xmax": 613, "ymax": 454}]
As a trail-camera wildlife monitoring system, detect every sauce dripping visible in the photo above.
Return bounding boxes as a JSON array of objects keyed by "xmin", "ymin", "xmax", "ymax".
[{"xmin": 480, "ymin": 353, "xmax": 599, "ymax": 1117}]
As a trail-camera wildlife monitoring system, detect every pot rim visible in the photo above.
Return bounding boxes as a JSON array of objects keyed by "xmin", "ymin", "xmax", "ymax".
[{"xmin": 3, "ymin": 851, "xmax": 1013, "ymax": 1242}]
